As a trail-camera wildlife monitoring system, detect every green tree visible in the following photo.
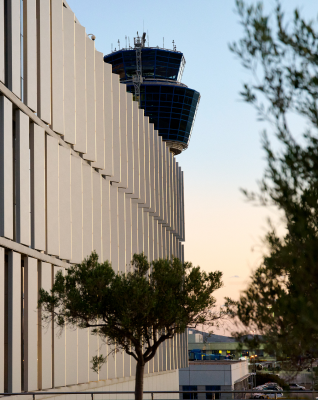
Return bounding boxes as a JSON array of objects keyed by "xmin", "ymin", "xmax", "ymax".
[
  {"xmin": 226, "ymin": 0, "xmax": 318, "ymax": 366},
  {"xmin": 38, "ymin": 252, "xmax": 223, "ymax": 400}
]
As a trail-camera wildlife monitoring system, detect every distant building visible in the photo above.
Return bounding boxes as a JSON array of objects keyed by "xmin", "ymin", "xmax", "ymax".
[
  {"xmin": 179, "ymin": 360, "xmax": 250, "ymax": 400},
  {"xmin": 188, "ymin": 330, "xmax": 273, "ymax": 360}
]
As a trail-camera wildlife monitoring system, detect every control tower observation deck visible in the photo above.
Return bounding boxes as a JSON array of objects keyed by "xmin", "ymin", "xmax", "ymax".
[{"xmin": 104, "ymin": 33, "xmax": 200, "ymax": 155}]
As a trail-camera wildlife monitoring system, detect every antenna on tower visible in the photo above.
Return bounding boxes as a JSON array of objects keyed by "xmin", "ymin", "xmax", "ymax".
[
  {"xmin": 147, "ymin": 30, "xmax": 149, "ymax": 47},
  {"xmin": 128, "ymin": 37, "xmax": 130, "ymax": 48},
  {"xmin": 125, "ymin": 35, "xmax": 127, "ymax": 48},
  {"xmin": 118, "ymin": 39, "xmax": 120, "ymax": 49}
]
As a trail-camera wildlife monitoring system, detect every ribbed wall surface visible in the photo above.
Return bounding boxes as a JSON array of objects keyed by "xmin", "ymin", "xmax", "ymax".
[{"xmin": 0, "ymin": 0, "xmax": 187, "ymax": 393}]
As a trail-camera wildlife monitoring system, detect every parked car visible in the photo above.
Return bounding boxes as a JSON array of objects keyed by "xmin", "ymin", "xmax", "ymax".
[
  {"xmin": 289, "ymin": 383, "xmax": 306, "ymax": 390},
  {"xmin": 252, "ymin": 385, "xmax": 283, "ymax": 399}
]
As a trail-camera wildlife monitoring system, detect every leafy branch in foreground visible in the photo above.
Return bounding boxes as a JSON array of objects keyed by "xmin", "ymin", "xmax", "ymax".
[
  {"xmin": 39, "ymin": 252, "xmax": 223, "ymax": 400},
  {"xmin": 227, "ymin": 0, "xmax": 318, "ymax": 367}
]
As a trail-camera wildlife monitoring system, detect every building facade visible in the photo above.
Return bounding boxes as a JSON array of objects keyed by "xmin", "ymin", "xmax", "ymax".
[
  {"xmin": 0, "ymin": 0, "xmax": 188, "ymax": 396},
  {"xmin": 179, "ymin": 361, "xmax": 249, "ymax": 400}
]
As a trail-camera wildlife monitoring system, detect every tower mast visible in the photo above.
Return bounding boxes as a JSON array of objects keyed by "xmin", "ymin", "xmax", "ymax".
[{"xmin": 133, "ymin": 32, "xmax": 146, "ymax": 107}]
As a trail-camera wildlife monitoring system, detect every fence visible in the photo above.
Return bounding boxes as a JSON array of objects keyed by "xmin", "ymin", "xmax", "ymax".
[{"xmin": 1, "ymin": 391, "xmax": 317, "ymax": 400}]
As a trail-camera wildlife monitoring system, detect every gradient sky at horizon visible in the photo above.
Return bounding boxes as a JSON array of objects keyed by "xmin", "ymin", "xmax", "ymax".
[{"xmin": 67, "ymin": 0, "xmax": 318, "ymax": 335}]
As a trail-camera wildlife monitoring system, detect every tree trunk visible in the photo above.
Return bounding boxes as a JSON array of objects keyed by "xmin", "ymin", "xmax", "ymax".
[{"xmin": 135, "ymin": 361, "xmax": 145, "ymax": 400}]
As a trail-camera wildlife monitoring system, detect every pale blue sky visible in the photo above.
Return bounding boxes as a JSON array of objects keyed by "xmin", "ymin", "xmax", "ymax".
[{"xmin": 67, "ymin": 0, "xmax": 318, "ymax": 321}]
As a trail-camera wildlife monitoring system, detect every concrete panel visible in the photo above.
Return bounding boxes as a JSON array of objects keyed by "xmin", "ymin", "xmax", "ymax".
[
  {"xmin": 177, "ymin": 166, "xmax": 181, "ymax": 238},
  {"xmin": 166, "ymin": 151, "xmax": 171, "ymax": 228},
  {"xmin": 103, "ymin": 63, "xmax": 113, "ymax": 176},
  {"xmin": 108, "ymin": 350, "xmax": 116, "ymax": 379},
  {"xmin": 23, "ymin": 256, "xmax": 38, "ymax": 391},
  {"xmin": 170, "ymin": 233, "xmax": 174, "ymax": 258},
  {"xmin": 89, "ymin": 329, "xmax": 99, "ymax": 381},
  {"xmin": 171, "ymin": 159, "xmax": 176, "ymax": 233},
  {"xmin": 162, "ymin": 226, "xmax": 167, "ymax": 259},
  {"xmin": 51, "ymin": 0, "xmax": 64, "ymax": 134},
  {"xmin": 8, "ymin": 251, "xmax": 21, "ymax": 392},
  {"xmin": 46, "ymin": 135, "xmax": 59, "ymax": 256},
  {"xmin": 179, "ymin": 166, "xmax": 182, "ymax": 239},
  {"xmin": 144, "ymin": 119, "xmax": 150, "ymax": 208},
  {"xmin": 30, "ymin": 123, "xmax": 45, "ymax": 251},
  {"xmin": 112, "ymin": 75, "xmax": 121, "ymax": 182},
  {"xmin": 99, "ymin": 340, "xmax": 107, "ymax": 380},
  {"xmin": 117, "ymin": 349, "xmax": 124, "ymax": 379},
  {"xmin": 15, "ymin": 110, "xmax": 30, "ymax": 245},
  {"xmin": 180, "ymin": 332, "xmax": 184, "ymax": 368},
  {"xmin": 23, "ymin": 0, "xmax": 37, "ymax": 111},
  {"xmin": 74, "ymin": 22, "xmax": 87, "ymax": 153},
  {"xmin": 120, "ymin": 84, "xmax": 128, "ymax": 188},
  {"xmin": 162, "ymin": 336, "xmax": 167, "ymax": 372},
  {"xmin": 171, "ymin": 336, "xmax": 175, "ymax": 370},
  {"xmin": 39, "ymin": 262, "xmax": 52, "ymax": 389},
  {"xmin": 77, "ymin": 328, "xmax": 88, "ymax": 384},
  {"xmin": 131, "ymin": 199, "xmax": 138, "ymax": 255},
  {"xmin": 71, "ymin": 155, "xmax": 82, "ymax": 263},
  {"xmin": 162, "ymin": 143, "xmax": 168, "ymax": 225},
  {"xmin": 53, "ymin": 266, "xmax": 66, "ymax": 388},
  {"xmin": 181, "ymin": 244, "xmax": 184, "ymax": 264},
  {"xmin": 149, "ymin": 214, "xmax": 154, "ymax": 262},
  {"xmin": 102, "ymin": 177, "xmax": 111, "ymax": 262},
  {"xmin": 159, "ymin": 140, "xmax": 165, "ymax": 222},
  {"xmin": 118, "ymin": 188, "xmax": 126, "ymax": 272},
  {"xmin": 167, "ymin": 337, "xmax": 171, "ymax": 371},
  {"xmin": 153, "ymin": 332, "xmax": 159, "ymax": 373},
  {"xmin": 59, "ymin": 146, "xmax": 71, "ymax": 260},
  {"xmin": 153, "ymin": 219, "xmax": 158, "ymax": 260},
  {"xmin": 83, "ymin": 37, "xmax": 96, "ymax": 162},
  {"xmin": 133, "ymin": 102, "xmax": 140, "ymax": 199},
  {"xmin": 0, "ymin": 248, "xmax": 4, "ymax": 392},
  {"xmin": 149, "ymin": 125, "xmax": 155, "ymax": 213},
  {"xmin": 93, "ymin": 171, "xmax": 102, "ymax": 259},
  {"xmin": 138, "ymin": 111, "xmax": 145, "ymax": 203},
  {"xmin": 65, "ymin": 322, "xmax": 77, "ymax": 385},
  {"xmin": 166, "ymin": 230, "xmax": 171, "ymax": 259},
  {"xmin": 138, "ymin": 206, "xmax": 143, "ymax": 254},
  {"xmin": 82, "ymin": 164, "xmax": 93, "ymax": 259},
  {"xmin": 158, "ymin": 223, "xmax": 162, "ymax": 259},
  {"xmin": 7, "ymin": 0, "xmax": 21, "ymax": 98},
  {"xmin": 126, "ymin": 93, "xmax": 134, "ymax": 193},
  {"xmin": 175, "ymin": 334, "xmax": 179, "ymax": 369},
  {"xmin": 0, "ymin": 96, "xmax": 13, "ymax": 239},
  {"xmin": 181, "ymin": 171, "xmax": 185, "ymax": 241},
  {"xmin": 154, "ymin": 133, "xmax": 160, "ymax": 217},
  {"xmin": 92, "ymin": 51, "xmax": 105, "ymax": 169},
  {"xmin": 110, "ymin": 183, "xmax": 119, "ymax": 270},
  {"xmin": 63, "ymin": 7, "xmax": 76, "ymax": 144},
  {"xmin": 143, "ymin": 211, "xmax": 149, "ymax": 258},
  {"xmin": 0, "ymin": 0, "xmax": 4, "ymax": 83},
  {"xmin": 124, "ymin": 351, "xmax": 130, "ymax": 378},
  {"xmin": 125, "ymin": 195, "xmax": 132, "ymax": 267},
  {"xmin": 36, "ymin": 0, "xmax": 51, "ymax": 124}
]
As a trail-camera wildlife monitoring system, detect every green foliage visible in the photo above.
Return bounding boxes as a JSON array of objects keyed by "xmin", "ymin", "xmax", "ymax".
[
  {"xmin": 226, "ymin": 0, "xmax": 318, "ymax": 366},
  {"xmin": 256, "ymin": 372, "xmax": 289, "ymax": 390},
  {"xmin": 38, "ymin": 252, "xmax": 223, "ymax": 399}
]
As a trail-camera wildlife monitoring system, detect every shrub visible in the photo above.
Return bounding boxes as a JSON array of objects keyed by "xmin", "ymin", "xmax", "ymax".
[{"xmin": 256, "ymin": 372, "xmax": 289, "ymax": 390}]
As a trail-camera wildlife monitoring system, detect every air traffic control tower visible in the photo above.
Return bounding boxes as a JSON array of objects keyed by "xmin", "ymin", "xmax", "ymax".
[{"xmin": 104, "ymin": 33, "xmax": 200, "ymax": 155}]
